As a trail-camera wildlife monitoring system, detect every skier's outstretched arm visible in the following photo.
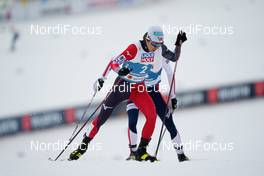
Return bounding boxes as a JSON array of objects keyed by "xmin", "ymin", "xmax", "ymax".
[
  {"xmin": 93, "ymin": 44, "xmax": 137, "ymax": 92},
  {"xmin": 161, "ymin": 31, "xmax": 187, "ymax": 62},
  {"xmin": 161, "ymin": 44, "xmax": 179, "ymax": 62}
]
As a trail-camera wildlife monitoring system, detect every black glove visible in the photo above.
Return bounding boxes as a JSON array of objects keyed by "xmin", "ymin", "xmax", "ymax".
[
  {"xmin": 175, "ymin": 31, "xmax": 187, "ymax": 46},
  {"xmin": 97, "ymin": 78, "xmax": 104, "ymax": 91},
  {"xmin": 118, "ymin": 67, "xmax": 131, "ymax": 76},
  {"xmin": 93, "ymin": 78, "xmax": 104, "ymax": 92},
  {"xmin": 171, "ymin": 98, "xmax": 178, "ymax": 110}
]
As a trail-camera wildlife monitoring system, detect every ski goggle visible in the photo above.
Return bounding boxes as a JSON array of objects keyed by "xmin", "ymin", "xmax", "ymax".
[
  {"xmin": 146, "ymin": 35, "xmax": 163, "ymax": 48},
  {"xmin": 150, "ymin": 41, "xmax": 163, "ymax": 48}
]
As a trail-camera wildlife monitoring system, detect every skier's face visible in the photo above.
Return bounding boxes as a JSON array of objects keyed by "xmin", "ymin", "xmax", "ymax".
[{"xmin": 146, "ymin": 39, "xmax": 161, "ymax": 52}]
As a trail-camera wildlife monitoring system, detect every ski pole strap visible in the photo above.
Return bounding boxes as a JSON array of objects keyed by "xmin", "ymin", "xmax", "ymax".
[{"xmin": 129, "ymin": 144, "xmax": 137, "ymax": 149}]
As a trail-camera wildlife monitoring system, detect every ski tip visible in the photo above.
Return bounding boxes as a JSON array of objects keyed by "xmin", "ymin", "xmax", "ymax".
[
  {"xmin": 49, "ymin": 157, "xmax": 70, "ymax": 161},
  {"xmin": 48, "ymin": 157, "xmax": 55, "ymax": 161},
  {"xmin": 150, "ymin": 158, "xmax": 160, "ymax": 162}
]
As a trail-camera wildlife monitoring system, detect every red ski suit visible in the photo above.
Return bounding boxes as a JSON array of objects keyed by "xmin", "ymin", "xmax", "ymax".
[{"xmin": 88, "ymin": 44, "xmax": 157, "ymax": 140}]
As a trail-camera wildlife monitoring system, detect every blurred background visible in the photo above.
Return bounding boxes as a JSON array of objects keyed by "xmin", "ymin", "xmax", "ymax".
[{"xmin": 0, "ymin": 0, "xmax": 263, "ymax": 175}]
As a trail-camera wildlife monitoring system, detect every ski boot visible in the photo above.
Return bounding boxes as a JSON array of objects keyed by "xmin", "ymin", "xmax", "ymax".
[
  {"xmin": 126, "ymin": 144, "xmax": 137, "ymax": 160},
  {"xmin": 135, "ymin": 138, "xmax": 158, "ymax": 162},
  {"xmin": 69, "ymin": 134, "xmax": 92, "ymax": 160},
  {"xmin": 175, "ymin": 145, "xmax": 189, "ymax": 162},
  {"xmin": 177, "ymin": 153, "xmax": 189, "ymax": 162}
]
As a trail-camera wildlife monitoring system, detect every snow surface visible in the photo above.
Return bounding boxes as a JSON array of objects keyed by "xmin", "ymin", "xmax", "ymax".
[
  {"xmin": 0, "ymin": 99, "xmax": 263, "ymax": 176},
  {"xmin": 0, "ymin": 0, "xmax": 264, "ymax": 117}
]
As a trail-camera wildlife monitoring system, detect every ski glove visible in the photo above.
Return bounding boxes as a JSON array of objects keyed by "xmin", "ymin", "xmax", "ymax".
[
  {"xmin": 175, "ymin": 31, "xmax": 187, "ymax": 46},
  {"xmin": 93, "ymin": 78, "xmax": 104, "ymax": 92},
  {"xmin": 118, "ymin": 67, "xmax": 131, "ymax": 76},
  {"xmin": 171, "ymin": 98, "xmax": 178, "ymax": 110}
]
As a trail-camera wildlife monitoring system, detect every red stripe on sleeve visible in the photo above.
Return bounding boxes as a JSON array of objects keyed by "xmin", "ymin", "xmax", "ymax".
[
  {"xmin": 106, "ymin": 44, "xmax": 138, "ymax": 74},
  {"xmin": 121, "ymin": 44, "xmax": 137, "ymax": 61}
]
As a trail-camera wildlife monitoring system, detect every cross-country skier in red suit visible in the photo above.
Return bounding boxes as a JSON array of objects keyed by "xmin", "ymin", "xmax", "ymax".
[{"xmin": 69, "ymin": 26, "xmax": 182, "ymax": 162}]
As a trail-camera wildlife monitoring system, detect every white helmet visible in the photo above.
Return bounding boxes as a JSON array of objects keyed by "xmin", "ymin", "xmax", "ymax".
[{"xmin": 147, "ymin": 26, "xmax": 164, "ymax": 44}]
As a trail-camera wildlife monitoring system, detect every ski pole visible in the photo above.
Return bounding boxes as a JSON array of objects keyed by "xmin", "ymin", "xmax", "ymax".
[
  {"xmin": 49, "ymin": 99, "xmax": 105, "ymax": 161},
  {"xmin": 68, "ymin": 91, "xmax": 97, "ymax": 141}
]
